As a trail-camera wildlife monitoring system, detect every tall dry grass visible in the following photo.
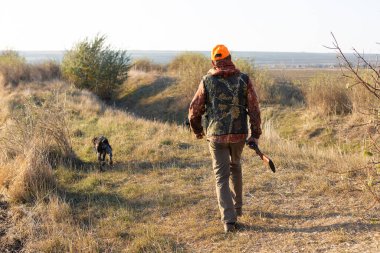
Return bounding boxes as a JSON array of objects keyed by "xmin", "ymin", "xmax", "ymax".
[
  {"xmin": 132, "ymin": 58, "xmax": 166, "ymax": 73},
  {"xmin": 305, "ymin": 74, "xmax": 352, "ymax": 115},
  {"xmin": 0, "ymin": 94, "xmax": 73, "ymax": 202},
  {"xmin": 0, "ymin": 50, "xmax": 30, "ymax": 86},
  {"xmin": 0, "ymin": 50, "xmax": 61, "ymax": 87},
  {"xmin": 235, "ymin": 59, "xmax": 304, "ymax": 106},
  {"xmin": 235, "ymin": 58, "xmax": 272, "ymax": 102},
  {"xmin": 304, "ymin": 71, "xmax": 378, "ymax": 115},
  {"xmin": 346, "ymin": 70, "xmax": 380, "ymax": 113},
  {"xmin": 29, "ymin": 60, "xmax": 61, "ymax": 81},
  {"xmin": 169, "ymin": 52, "xmax": 210, "ymax": 99}
]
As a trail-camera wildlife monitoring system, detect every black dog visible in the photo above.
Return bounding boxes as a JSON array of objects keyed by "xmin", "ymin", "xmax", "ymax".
[{"xmin": 92, "ymin": 136, "xmax": 113, "ymax": 171}]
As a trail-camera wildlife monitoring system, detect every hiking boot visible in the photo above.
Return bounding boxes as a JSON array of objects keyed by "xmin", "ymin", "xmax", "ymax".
[
  {"xmin": 235, "ymin": 208, "xmax": 243, "ymax": 217},
  {"xmin": 224, "ymin": 222, "xmax": 236, "ymax": 233}
]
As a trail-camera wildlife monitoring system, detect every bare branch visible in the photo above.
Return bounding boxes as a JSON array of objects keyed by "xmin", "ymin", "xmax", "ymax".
[{"xmin": 328, "ymin": 33, "xmax": 380, "ymax": 99}]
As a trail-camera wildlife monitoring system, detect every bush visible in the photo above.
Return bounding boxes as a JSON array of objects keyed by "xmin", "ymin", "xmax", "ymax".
[
  {"xmin": 132, "ymin": 58, "xmax": 165, "ymax": 72},
  {"xmin": 61, "ymin": 35, "xmax": 131, "ymax": 100},
  {"xmin": 234, "ymin": 58, "xmax": 255, "ymax": 77},
  {"xmin": 306, "ymin": 74, "xmax": 352, "ymax": 115},
  {"xmin": 29, "ymin": 60, "xmax": 61, "ymax": 81},
  {"xmin": 266, "ymin": 82, "xmax": 305, "ymax": 106},
  {"xmin": 0, "ymin": 50, "xmax": 61, "ymax": 87},
  {"xmin": 0, "ymin": 50, "xmax": 29, "ymax": 86},
  {"xmin": 169, "ymin": 52, "xmax": 210, "ymax": 98},
  {"xmin": 235, "ymin": 58, "xmax": 274, "ymax": 103},
  {"xmin": 235, "ymin": 58, "xmax": 304, "ymax": 105}
]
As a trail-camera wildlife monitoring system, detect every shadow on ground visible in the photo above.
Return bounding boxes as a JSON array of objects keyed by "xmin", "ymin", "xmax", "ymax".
[
  {"xmin": 116, "ymin": 76, "xmax": 189, "ymax": 124},
  {"xmin": 241, "ymin": 221, "xmax": 380, "ymax": 233},
  {"xmin": 241, "ymin": 210, "xmax": 380, "ymax": 233},
  {"xmin": 113, "ymin": 158, "xmax": 210, "ymax": 172}
]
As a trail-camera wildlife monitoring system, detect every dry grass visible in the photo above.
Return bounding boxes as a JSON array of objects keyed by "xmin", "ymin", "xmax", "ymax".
[
  {"xmin": 0, "ymin": 50, "xmax": 30, "ymax": 87},
  {"xmin": 0, "ymin": 67, "xmax": 379, "ymax": 252},
  {"xmin": 168, "ymin": 52, "xmax": 211, "ymax": 100},
  {"xmin": 347, "ymin": 71, "xmax": 380, "ymax": 113},
  {"xmin": 28, "ymin": 60, "xmax": 61, "ymax": 82},
  {"xmin": 305, "ymin": 74, "xmax": 353, "ymax": 115},
  {"xmin": 132, "ymin": 58, "xmax": 166, "ymax": 73},
  {"xmin": 235, "ymin": 59, "xmax": 305, "ymax": 106},
  {"xmin": 0, "ymin": 50, "xmax": 61, "ymax": 87},
  {"xmin": 0, "ymin": 89, "xmax": 73, "ymax": 203}
]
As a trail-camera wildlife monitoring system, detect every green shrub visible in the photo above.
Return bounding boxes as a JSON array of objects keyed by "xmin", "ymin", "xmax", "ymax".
[{"xmin": 61, "ymin": 35, "xmax": 131, "ymax": 100}]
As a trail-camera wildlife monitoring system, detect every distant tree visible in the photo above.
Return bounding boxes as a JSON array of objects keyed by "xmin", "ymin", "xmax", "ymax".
[{"xmin": 61, "ymin": 35, "xmax": 131, "ymax": 100}]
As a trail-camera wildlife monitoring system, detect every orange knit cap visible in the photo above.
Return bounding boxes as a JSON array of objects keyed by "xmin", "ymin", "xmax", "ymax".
[{"xmin": 211, "ymin": 44, "xmax": 230, "ymax": 61}]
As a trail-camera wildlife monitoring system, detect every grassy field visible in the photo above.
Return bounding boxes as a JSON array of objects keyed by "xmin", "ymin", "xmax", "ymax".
[{"xmin": 0, "ymin": 62, "xmax": 379, "ymax": 252}]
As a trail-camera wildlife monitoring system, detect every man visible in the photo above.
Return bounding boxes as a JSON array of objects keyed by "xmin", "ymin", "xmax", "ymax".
[{"xmin": 188, "ymin": 45, "xmax": 262, "ymax": 232}]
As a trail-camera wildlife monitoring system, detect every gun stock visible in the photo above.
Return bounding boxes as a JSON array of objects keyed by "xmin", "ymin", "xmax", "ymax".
[{"xmin": 246, "ymin": 142, "xmax": 276, "ymax": 173}]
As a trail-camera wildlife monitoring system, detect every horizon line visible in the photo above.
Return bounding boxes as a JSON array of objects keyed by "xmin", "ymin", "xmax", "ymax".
[{"xmin": 1, "ymin": 49, "xmax": 374, "ymax": 55}]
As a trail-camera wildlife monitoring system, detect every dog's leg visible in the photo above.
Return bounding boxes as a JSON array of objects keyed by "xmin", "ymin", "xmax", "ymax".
[
  {"xmin": 101, "ymin": 152, "xmax": 106, "ymax": 171},
  {"xmin": 109, "ymin": 157, "xmax": 113, "ymax": 166},
  {"xmin": 107, "ymin": 146, "xmax": 113, "ymax": 166},
  {"xmin": 98, "ymin": 152, "xmax": 104, "ymax": 172}
]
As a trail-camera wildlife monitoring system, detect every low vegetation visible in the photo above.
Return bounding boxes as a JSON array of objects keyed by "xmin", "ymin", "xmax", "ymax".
[
  {"xmin": 0, "ymin": 93, "xmax": 74, "ymax": 203},
  {"xmin": 0, "ymin": 50, "xmax": 60, "ymax": 87},
  {"xmin": 132, "ymin": 58, "xmax": 166, "ymax": 73},
  {"xmin": 168, "ymin": 52, "xmax": 210, "ymax": 98},
  {"xmin": 61, "ymin": 35, "xmax": 131, "ymax": 100},
  {"xmin": 306, "ymin": 74, "xmax": 352, "ymax": 115},
  {"xmin": 0, "ymin": 49, "xmax": 379, "ymax": 252}
]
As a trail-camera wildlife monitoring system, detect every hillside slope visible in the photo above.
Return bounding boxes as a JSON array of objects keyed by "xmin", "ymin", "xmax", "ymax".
[{"xmin": 0, "ymin": 79, "xmax": 379, "ymax": 252}]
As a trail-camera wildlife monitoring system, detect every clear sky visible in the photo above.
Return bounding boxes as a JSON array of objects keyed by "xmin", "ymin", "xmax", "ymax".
[{"xmin": 1, "ymin": 0, "xmax": 379, "ymax": 53}]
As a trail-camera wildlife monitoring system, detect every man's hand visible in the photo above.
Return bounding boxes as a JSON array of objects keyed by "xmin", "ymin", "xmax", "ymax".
[
  {"xmin": 247, "ymin": 136, "xmax": 259, "ymax": 145},
  {"xmin": 196, "ymin": 132, "xmax": 205, "ymax": 139}
]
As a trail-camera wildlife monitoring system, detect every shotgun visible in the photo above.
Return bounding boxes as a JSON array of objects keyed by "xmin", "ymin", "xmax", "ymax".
[{"xmin": 246, "ymin": 141, "xmax": 276, "ymax": 173}]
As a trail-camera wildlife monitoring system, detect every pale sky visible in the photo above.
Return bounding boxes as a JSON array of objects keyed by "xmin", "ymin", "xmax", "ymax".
[{"xmin": 1, "ymin": 0, "xmax": 379, "ymax": 53}]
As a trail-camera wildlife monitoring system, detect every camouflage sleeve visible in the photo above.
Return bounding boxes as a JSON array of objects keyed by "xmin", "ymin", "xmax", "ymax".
[
  {"xmin": 188, "ymin": 80, "xmax": 206, "ymax": 135},
  {"xmin": 247, "ymin": 77, "xmax": 262, "ymax": 138}
]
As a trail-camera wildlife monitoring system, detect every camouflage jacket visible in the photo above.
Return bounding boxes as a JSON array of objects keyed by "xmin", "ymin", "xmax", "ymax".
[{"xmin": 188, "ymin": 61, "xmax": 261, "ymax": 143}]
